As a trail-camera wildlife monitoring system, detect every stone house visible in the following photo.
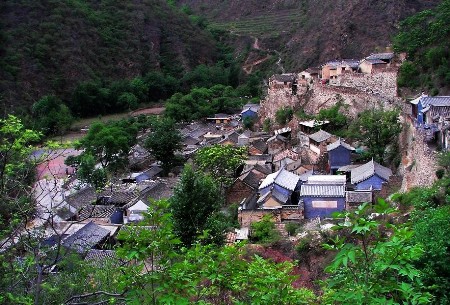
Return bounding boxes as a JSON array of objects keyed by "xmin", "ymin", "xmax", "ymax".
[
  {"xmin": 62, "ymin": 222, "xmax": 111, "ymax": 255},
  {"xmin": 359, "ymin": 52, "xmax": 394, "ymax": 74},
  {"xmin": 258, "ymin": 168, "xmax": 301, "ymax": 207},
  {"xmin": 350, "ymin": 160, "xmax": 392, "ymax": 191},
  {"xmin": 309, "ymin": 129, "xmax": 335, "ymax": 155},
  {"xmin": 299, "ymin": 175, "xmax": 346, "ymax": 219},
  {"xmin": 269, "ymin": 74, "xmax": 298, "ymax": 95},
  {"xmin": 122, "ymin": 199, "xmax": 149, "ymax": 224},
  {"xmin": 238, "ymin": 130, "xmax": 251, "ymax": 146},
  {"xmin": 298, "ymin": 120, "xmax": 329, "ymax": 134},
  {"xmin": 327, "ymin": 139, "xmax": 355, "ymax": 174},
  {"xmin": 321, "ymin": 59, "xmax": 359, "ymax": 81}
]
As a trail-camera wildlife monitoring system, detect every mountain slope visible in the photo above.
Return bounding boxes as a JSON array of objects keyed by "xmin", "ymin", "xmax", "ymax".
[
  {"xmin": 0, "ymin": 0, "xmax": 219, "ymax": 114},
  {"xmin": 179, "ymin": 0, "xmax": 441, "ymax": 71}
]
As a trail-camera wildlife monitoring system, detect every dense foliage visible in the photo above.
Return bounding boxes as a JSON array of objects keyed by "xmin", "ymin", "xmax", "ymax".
[
  {"xmin": 394, "ymin": 0, "xmax": 450, "ymax": 94},
  {"xmin": 144, "ymin": 117, "xmax": 183, "ymax": 175}
]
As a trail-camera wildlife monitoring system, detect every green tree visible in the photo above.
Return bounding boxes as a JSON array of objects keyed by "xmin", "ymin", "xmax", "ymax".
[
  {"xmin": 275, "ymin": 106, "xmax": 293, "ymax": 125},
  {"xmin": 170, "ymin": 165, "xmax": 223, "ymax": 247},
  {"xmin": 0, "ymin": 115, "xmax": 41, "ymax": 237},
  {"xmin": 349, "ymin": 107, "xmax": 402, "ymax": 164},
  {"xmin": 76, "ymin": 153, "xmax": 107, "ymax": 190},
  {"xmin": 316, "ymin": 98, "xmax": 348, "ymax": 134},
  {"xmin": 194, "ymin": 144, "xmax": 247, "ymax": 189},
  {"xmin": 77, "ymin": 121, "xmax": 135, "ymax": 169},
  {"xmin": 144, "ymin": 117, "xmax": 182, "ymax": 175},
  {"xmin": 32, "ymin": 95, "xmax": 74, "ymax": 136},
  {"xmin": 322, "ymin": 201, "xmax": 432, "ymax": 305}
]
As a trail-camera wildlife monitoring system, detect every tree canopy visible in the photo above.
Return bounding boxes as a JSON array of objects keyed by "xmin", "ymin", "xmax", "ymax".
[
  {"xmin": 194, "ymin": 144, "xmax": 247, "ymax": 188},
  {"xmin": 170, "ymin": 165, "xmax": 224, "ymax": 247},
  {"xmin": 144, "ymin": 117, "xmax": 182, "ymax": 175}
]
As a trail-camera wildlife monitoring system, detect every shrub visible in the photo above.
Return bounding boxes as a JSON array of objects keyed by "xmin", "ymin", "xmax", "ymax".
[
  {"xmin": 285, "ymin": 222, "xmax": 299, "ymax": 236},
  {"xmin": 250, "ymin": 215, "xmax": 280, "ymax": 245}
]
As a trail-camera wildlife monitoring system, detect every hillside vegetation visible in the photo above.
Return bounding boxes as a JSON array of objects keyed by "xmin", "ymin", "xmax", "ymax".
[
  {"xmin": 0, "ymin": 0, "xmax": 220, "ymax": 114},
  {"xmin": 394, "ymin": 0, "xmax": 450, "ymax": 95}
]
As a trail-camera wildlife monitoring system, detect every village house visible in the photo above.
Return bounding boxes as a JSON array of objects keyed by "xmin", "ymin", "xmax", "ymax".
[
  {"xmin": 238, "ymin": 130, "xmax": 252, "ymax": 146},
  {"xmin": 299, "ymin": 68, "xmax": 320, "ymax": 86},
  {"xmin": 409, "ymin": 95, "xmax": 450, "ymax": 126},
  {"xmin": 258, "ymin": 168, "xmax": 301, "ymax": 208},
  {"xmin": 309, "ymin": 129, "xmax": 335, "ymax": 155},
  {"xmin": 241, "ymin": 103, "xmax": 260, "ymax": 121},
  {"xmin": 327, "ymin": 139, "xmax": 355, "ymax": 174},
  {"xmin": 226, "ymin": 164, "xmax": 271, "ymax": 205},
  {"xmin": 269, "ymin": 73, "xmax": 298, "ymax": 95},
  {"xmin": 321, "ymin": 59, "xmax": 359, "ymax": 81},
  {"xmin": 359, "ymin": 53, "xmax": 394, "ymax": 74},
  {"xmin": 298, "ymin": 120, "xmax": 329, "ymax": 135},
  {"xmin": 218, "ymin": 131, "xmax": 240, "ymax": 146},
  {"xmin": 350, "ymin": 159, "xmax": 392, "ymax": 191},
  {"xmin": 299, "ymin": 175, "xmax": 346, "ymax": 219},
  {"xmin": 122, "ymin": 199, "xmax": 149, "ymax": 224},
  {"xmin": 206, "ymin": 113, "xmax": 232, "ymax": 124}
]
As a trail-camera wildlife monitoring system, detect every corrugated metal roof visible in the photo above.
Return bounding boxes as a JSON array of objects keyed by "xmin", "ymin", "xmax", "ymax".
[
  {"xmin": 327, "ymin": 139, "xmax": 355, "ymax": 151},
  {"xmin": 351, "ymin": 160, "xmax": 392, "ymax": 184},
  {"xmin": 309, "ymin": 130, "xmax": 332, "ymax": 143},
  {"xmin": 300, "ymin": 184, "xmax": 345, "ymax": 197}
]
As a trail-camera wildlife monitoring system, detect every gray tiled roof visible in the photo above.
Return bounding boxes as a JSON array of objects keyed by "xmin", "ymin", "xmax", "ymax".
[
  {"xmin": 421, "ymin": 96, "xmax": 450, "ymax": 107},
  {"xmin": 66, "ymin": 187, "xmax": 97, "ymax": 210},
  {"xmin": 63, "ymin": 222, "xmax": 110, "ymax": 254},
  {"xmin": 337, "ymin": 164, "xmax": 360, "ymax": 172},
  {"xmin": 327, "ymin": 139, "xmax": 355, "ymax": 151},
  {"xmin": 250, "ymin": 139, "xmax": 268, "ymax": 153},
  {"xmin": 78, "ymin": 205, "xmax": 116, "ymax": 220},
  {"xmin": 300, "ymin": 184, "xmax": 345, "ymax": 197},
  {"xmin": 364, "ymin": 59, "xmax": 387, "ymax": 65},
  {"xmin": 259, "ymin": 168, "xmax": 300, "ymax": 191},
  {"xmin": 342, "ymin": 59, "xmax": 360, "ymax": 68},
  {"xmin": 84, "ymin": 249, "xmax": 124, "ymax": 267},
  {"xmin": 350, "ymin": 160, "xmax": 392, "ymax": 184},
  {"xmin": 273, "ymin": 74, "xmax": 296, "ymax": 83},
  {"xmin": 239, "ymin": 170, "xmax": 265, "ymax": 189},
  {"xmin": 365, "ymin": 53, "xmax": 394, "ymax": 61},
  {"xmin": 309, "ymin": 130, "xmax": 333, "ymax": 143}
]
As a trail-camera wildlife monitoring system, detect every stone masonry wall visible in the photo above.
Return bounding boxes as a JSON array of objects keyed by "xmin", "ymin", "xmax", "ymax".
[
  {"xmin": 333, "ymin": 70, "xmax": 398, "ymax": 99},
  {"xmin": 399, "ymin": 120, "xmax": 438, "ymax": 191}
]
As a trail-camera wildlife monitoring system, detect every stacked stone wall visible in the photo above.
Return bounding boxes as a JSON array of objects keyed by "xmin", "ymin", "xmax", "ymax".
[{"xmin": 333, "ymin": 70, "xmax": 398, "ymax": 99}]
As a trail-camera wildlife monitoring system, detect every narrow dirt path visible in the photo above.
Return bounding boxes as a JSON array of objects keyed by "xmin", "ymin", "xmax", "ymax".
[{"xmin": 242, "ymin": 36, "xmax": 284, "ymax": 75}]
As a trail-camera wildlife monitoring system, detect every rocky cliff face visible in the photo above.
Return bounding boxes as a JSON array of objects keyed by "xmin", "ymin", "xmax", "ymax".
[{"xmin": 259, "ymin": 69, "xmax": 401, "ymax": 132}]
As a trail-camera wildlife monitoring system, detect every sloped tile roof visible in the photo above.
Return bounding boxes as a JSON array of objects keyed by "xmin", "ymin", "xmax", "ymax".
[
  {"xmin": 364, "ymin": 59, "xmax": 387, "ymax": 65},
  {"xmin": 66, "ymin": 187, "xmax": 97, "ymax": 210},
  {"xmin": 78, "ymin": 205, "xmax": 116, "ymax": 220},
  {"xmin": 309, "ymin": 130, "xmax": 333, "ymax": 143},
  {"xmin": 421, "ymin": 96, "xmax": 450, "ymax": 107},
  {"xmin": 63, "ymin": 222, "xmax": 110, "ymax": 254},
  {"xmin": 327, "ymin": 139, "xmax": 355, "ymax": 152},
  {"xmin": 259, "ymin": 168, "xmax": 300, "ymax": 191},
  {"xmin": 350, "ymin": 160, "xmax": 392, "ymax": 184},
  {"xmin": 250, "ymin": 139, "xmax": 268, "ymax": 153},
  {"xmin": 300, "ymin": 184, "xmax": 345, "ymax": 197}
]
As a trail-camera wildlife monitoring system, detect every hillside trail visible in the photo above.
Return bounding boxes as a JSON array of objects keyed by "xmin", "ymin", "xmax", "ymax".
[{"xmin": 242, "ymin": 36, "xmax": 284, "ymax": 74}]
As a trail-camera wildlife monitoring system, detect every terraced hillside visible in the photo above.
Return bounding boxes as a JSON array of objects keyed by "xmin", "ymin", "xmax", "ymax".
[{"xmin": 180, "ymin": 0, "xmax": 441, "ymax": 71}]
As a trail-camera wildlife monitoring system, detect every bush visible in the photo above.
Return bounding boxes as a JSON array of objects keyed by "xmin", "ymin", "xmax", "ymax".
[
  {"xmin": 436, "ymin": 168, "xmax": 445, "ymax": 179},
  {"xmin": 285, "ymin": 222, "xmax": 299, "ymax": 236},
  {"xmin": 275, "ymin": 107, "xmax": 293, "ymax": 125},
  {"xmin": 250, "ymin": 215, "xmax": 280, "ymax": 245}
]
